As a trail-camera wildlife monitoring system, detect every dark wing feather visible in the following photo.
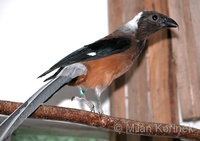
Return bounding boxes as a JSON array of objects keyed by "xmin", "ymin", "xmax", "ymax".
[{"xmin": 38, "ymin": 37, "xmax": 131, "ymax": 78}]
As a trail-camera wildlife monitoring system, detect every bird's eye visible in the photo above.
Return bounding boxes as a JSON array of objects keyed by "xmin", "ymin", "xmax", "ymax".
[{"xmin": 152, "ymin": 15, "xmax": 158, "ymax": 21}]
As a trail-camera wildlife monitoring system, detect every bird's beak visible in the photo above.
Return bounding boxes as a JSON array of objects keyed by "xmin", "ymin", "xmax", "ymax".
[{"xmin": 161, "ymin": 17, "xmax": 179, "ymax": 28}]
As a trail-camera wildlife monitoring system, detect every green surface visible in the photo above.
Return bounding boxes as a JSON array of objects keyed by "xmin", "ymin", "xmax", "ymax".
[{"xmin": 12, "ymin": 127, "xmax": 108, "ymax": 141}]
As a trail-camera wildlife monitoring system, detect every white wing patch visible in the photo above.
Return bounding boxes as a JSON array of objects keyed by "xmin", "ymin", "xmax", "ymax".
[{"xmin": 87, "ymin": 52, "xmax": 97, "ymax": 56}]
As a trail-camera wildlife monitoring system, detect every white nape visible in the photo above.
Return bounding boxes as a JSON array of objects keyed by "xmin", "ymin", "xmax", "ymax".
[{"xmin": 127, "ymin": 12, "xmax": 143, "ymax": 30}]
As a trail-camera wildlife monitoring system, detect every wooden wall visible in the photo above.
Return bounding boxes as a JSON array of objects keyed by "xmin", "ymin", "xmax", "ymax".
[
  {"xmin": 168, "ymin": 0, "xmax": 200, "ymax": 121},
  {"xmin": 108, "ymin": 0, "xmax": 200, "ymax": 140}
]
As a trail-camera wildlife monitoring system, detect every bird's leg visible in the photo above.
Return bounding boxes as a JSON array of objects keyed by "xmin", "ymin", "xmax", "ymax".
[
  {"xmin": 71, "ymin": 86, "xmax": 95, "ymax": 112},
  {"xmin": 95, "ymin": 92, "xmax": 104, "ymax": 115},
  {"xmin": 95, "ymin": 86, "xmax": 104, "ymax": 115}
]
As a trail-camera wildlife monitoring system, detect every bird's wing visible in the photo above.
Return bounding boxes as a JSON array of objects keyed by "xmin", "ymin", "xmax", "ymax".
[
  {"xmin": 0, "ymin": 63, "xmax": 87, "ymax": 141},
  {"xmin": 38, "ymin": 36, "xmax": 132, "ymax": 78}
]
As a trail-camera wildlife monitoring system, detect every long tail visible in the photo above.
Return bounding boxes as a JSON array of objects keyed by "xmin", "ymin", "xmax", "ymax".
[{"xmin": 0, "ymin": 63, "xmax": 87, "ymax": 141}]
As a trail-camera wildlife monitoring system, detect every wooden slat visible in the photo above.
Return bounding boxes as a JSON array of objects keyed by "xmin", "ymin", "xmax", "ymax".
[
  {"xmin": 110, "ymin": 77, "xmax": 126, "ymax": 118},
  {"xmin": 127, "ymin": 60, "xmax": 150, "ymax": 141},
  {"xmin": 122, "ymin": 1, "xmax": 150, "ymax": 141},
  {"xmin": 143, "ymin": 0, "xmax": 179, "ymax": 124},
  {"xmin": 168, "ymin": 0, "xmax": 200, "ymax": 120},
  {"xmin": 127, "ymin": 60, "xmax": 149, "ymax": 120},
  {"xmin": 122, "ymin": 0, "xmax": 148, "ymax": 121},
  {"xmin": 108, "ymin": 0, "xmax": 123, "ymax": 32},
  {"xmin": 108, "ymin": 0, "xmax": 127, "ymax": 140},
  {"xmin": 143, "ymin": 0, "xmax": 179, "ymax": 141},
  {"xmin": 108, "ymin": 0, "xmax": 126, "ymax": 119}
]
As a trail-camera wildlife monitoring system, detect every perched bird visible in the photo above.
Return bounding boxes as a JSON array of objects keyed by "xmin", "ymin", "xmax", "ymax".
[{"xmin": 0, "ymin": 11, "xmax": 178, "ymax": 140}]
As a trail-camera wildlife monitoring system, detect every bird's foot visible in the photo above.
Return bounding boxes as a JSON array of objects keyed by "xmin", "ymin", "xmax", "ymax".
[
  {"xmin": 71, "ymin": 96, "xmax": 95, "ymax": 112},
  {"xmin": 97, "ymin": 107, "xmax": 104, "ymax": 116},
  {"xmin": 97, "ymin": 101, "xmax": 104, "ymax": 115}
]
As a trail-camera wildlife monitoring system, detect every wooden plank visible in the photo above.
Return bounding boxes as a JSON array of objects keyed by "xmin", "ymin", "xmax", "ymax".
[
  {"xmin": 127, "ymin": 59, "xmax": 149, "ymax": 121},
  {"xmin": 108, "ymin": 0, "xmax": 126, "ymax": 140},
  {"xmin": 110, "ymin": 77, "xmax": 126, "ymax": 118},
  {"xmin": 168, "ymin": 0, "xmax": 200, "ymax": 120},
  {"xmin": 182, "ymin": 0, "xmax": 200, "ymax": 120},
  {"xmin": 108, "ymin": 0, "xmax": 123, "ymax": 33},
  {"xmin": 122, "ymin": 0, "xmax": 148, "ymax": 121},
  {"xmin": 189, "ymin": 1, "xmax": 200, "ymax": 120},
  {"xmin": 127, "ymin": 60, "xmax": 150, "ymax": 141},
  {"xmin": 143, "ymin": 0, "xmax": 179, "ymax": 124},
  {"xmin": 108, "ymin": 0, "xmax": 126, "ymax": 119},
  {"xmin": 108, "ymin": 0, "xmax": 125, "ymax": 119},
  {"xmin": 122, "ymin": 1, "xmax": 150, "ymax": 141},
  {"xmin": 143, "ymin": 0, "xmax": 179, "ymax": 141}
]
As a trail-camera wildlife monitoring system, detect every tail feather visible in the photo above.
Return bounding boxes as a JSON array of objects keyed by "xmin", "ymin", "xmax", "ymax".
[
  {"xmin": 0, "ymin": 63, "xmax": 87, "ymax": 140},
  {"xmin": 0, "ymin": 76, "xmax": 68, "ymax": 141},
  {"xmin": 43, "ymin": 67, "xmax": 64, "ymax": 82},
  {"xmin": 37, "ymin": 69, "xmax": 53, "ymax": 78}
]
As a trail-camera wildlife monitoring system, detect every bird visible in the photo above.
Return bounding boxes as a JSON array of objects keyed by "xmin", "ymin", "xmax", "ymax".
[
  {"xmin": 0, "ymin": 11, "xmax": 178, "ymax": 140},
  {"xmin": 38, "ymin": 10, "xmax": 178, "ymax": 113}
]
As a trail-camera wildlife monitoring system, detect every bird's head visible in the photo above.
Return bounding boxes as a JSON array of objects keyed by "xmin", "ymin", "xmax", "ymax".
[{"xmin": 133, "ymin": 11, "xmax": 178, "ymax": 41}]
